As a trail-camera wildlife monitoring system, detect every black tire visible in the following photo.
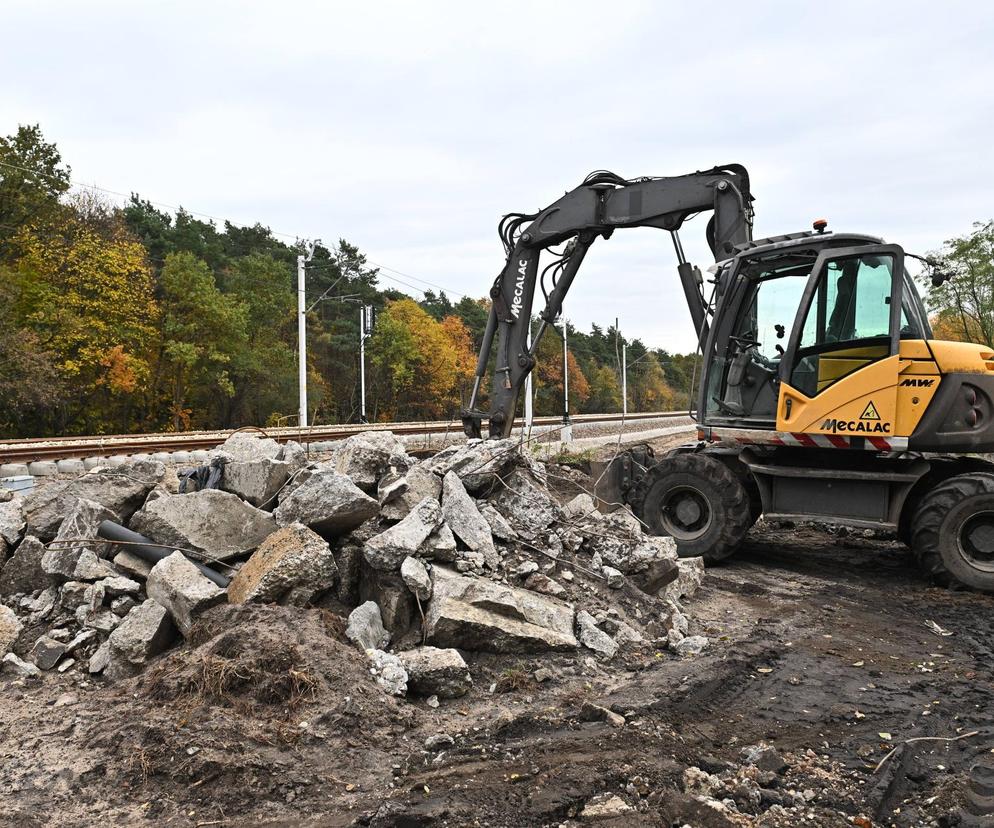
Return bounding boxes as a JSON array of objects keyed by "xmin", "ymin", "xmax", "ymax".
[
  {"xmin": 630, "ymin": 452, "xmax": 752, "ymax": 563},
  {"xmin": 911, "ymin": 472, "xmax": 994, "ymax": 592}
]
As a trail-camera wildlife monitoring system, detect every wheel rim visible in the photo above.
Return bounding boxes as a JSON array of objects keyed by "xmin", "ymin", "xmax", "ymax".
[
  {"xmin": 957, "ymin": 510, "xmax": 994, "ymax": 572},
  {"xmin": 659, "ymin": 484, "xmax": 713, "ymax": 541}
]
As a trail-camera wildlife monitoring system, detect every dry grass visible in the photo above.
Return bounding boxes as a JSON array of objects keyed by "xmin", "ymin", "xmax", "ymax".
[{"xmin": 495, "ymin": 664, "xmax": 535, "ymax": 694}]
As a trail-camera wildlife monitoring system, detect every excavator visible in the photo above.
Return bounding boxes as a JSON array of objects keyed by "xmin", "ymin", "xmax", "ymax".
[{"xmin": 462, "ymin": 164, "xmax": 994, "ymax": 592}]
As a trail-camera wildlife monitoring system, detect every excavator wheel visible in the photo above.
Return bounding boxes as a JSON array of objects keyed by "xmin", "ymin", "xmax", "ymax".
[
  {"xmin": 631, "ymin": 452, "xmax": 752, "ymax": 563},
  {"xmin": 911, "ymin": 471, "xmax": 994, "ymax": 592}
]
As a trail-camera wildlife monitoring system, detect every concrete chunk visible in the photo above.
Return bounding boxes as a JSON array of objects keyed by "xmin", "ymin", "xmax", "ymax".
[
  {"xmin": 398, "ymin": 646, "xmax": 472, "ymax": 698},
  {"xmin": 346, "ymin": 600, "xmax": 390, "ymax": 651},
  {"xmin": 30, "ymin": 635, "xmax": 67, "ymax": 670},
  {"xmin": 441, "ymin": 472, "xmax": 496, "ymax": 567},
  {"xmin": 146, "ymin": 551, "xmax": 225, "ymax": 637},
  {"xmin": 273, "ymin": 469, "xmax": 378, "ymax": 538},
  {"xmin": 0, "ymin": 498, "xmax": 24, "ymax": 548},
  {"xmin": 0, "ymin": 605, "xmax": 23, "ymax": 657},
  {"xmin": 2, "ymin": 652, "xmax": 40, "ymax": 678},
  {"xmin": 227, "ymin": 523, "xmax": 337, "ymax": 606},
  {"xmin": 380, "ymin": 463, "xmax": 442, "ymax": 521},
  {"xmin": 400, "ymin": 556, "xmax": 432, "ymax": 601},
  {"xmin": 112, "ymin": 550, "xmax": 153, "ymax": 580},
  {"xmin": 131, "ymin": 489, "xmax": 276, "ymax": 562},
  {"xmin": 104, "ymin": 599, "xmax": 177, "ymax": 680},
  {"xmin": 425, "ymin": 566, "xmax": 577, "ymax": 653},
  {"xmin": 331, "ymin": 431, "xmax": 408, "ymax": 493},
  {"xmin": 212, "ymin": 431, "xmax": 283, "ymax": 462},
  {"xmin": 488, "ymin": 467, "xmax": 562, "ymax": 541},
  {"xmin": 364, "ymin": 497, "xmax": 441, "ymax": 572},
  {"xmin": 222, "ymin": 458, "xmax": 291, "ymax": 509},
  {"xmin": 0, "ymin": 536, "xmax": 47, "ymax": 596},
  {"xmin": 367, "ymin": 648, "xmax": 407, "ymax": 696},
  {"xmin": 41, "ymin": 498, "xmax": 115, "ymax": 582},
  {"xmin": 576, "ymin": 610, "xmax": 618, "ymax": 658}
]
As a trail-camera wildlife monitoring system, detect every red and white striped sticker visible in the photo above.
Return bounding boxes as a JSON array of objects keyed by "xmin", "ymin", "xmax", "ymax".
[{"xmin": 698, "ymin": 427, "xmax": 907, "ymax": 452}]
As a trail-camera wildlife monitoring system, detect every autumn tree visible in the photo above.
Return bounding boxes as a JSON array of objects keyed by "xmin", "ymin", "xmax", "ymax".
[{"xmin": 532, "ymin": 324, "xmax": 590, "ymax": 416}]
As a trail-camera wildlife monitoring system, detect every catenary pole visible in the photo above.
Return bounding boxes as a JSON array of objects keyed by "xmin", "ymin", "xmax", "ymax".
[{"xmin": 297, "ymin": 241, "xmax": 316, "ymax": 427}]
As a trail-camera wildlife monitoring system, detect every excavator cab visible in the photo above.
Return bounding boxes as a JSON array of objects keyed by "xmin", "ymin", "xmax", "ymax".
[{"xmin": 464, "ymin": 165, "xmax": 994, "ymax": 592}]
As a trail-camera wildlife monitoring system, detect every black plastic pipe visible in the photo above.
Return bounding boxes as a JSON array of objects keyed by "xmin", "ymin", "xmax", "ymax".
[{"xmin": 97, "ymin": 520, "xmax": 230, "ymax": 588}]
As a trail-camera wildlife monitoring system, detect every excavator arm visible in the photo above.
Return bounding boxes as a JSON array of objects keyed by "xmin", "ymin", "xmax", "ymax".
[{"xmin": 461, "ymin": 164, "xmax": 754, "ymax": 438}]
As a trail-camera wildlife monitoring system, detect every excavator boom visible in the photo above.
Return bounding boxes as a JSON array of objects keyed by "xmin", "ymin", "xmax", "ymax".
[{"xmin": 462, "ymin": 165, "xmax": 754, "ymax": 438}]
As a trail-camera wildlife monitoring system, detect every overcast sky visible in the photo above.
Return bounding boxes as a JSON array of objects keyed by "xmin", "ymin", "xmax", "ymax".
[{"xmin": 3, "ymin": 1, "xmax": 993, "ymax": 352}]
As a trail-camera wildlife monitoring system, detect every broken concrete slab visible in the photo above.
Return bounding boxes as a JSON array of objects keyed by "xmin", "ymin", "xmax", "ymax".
[
  {"xmin": 103, "ymin": 599, "xmax": 177, "ymax": 680},
  {"xmin": 131, "ymin": 489, "xmax": 276, "ymax": 562},
  {"xmin": 441, "ymin": 471, "xmax": 497, "ymax": 566},
  {"xmin": 273, "ymin": 469, "xmax": 378, "ymax": 538},
  {"xmin": 346, "ymin": 600, "xmax": 390, "ymax": 651},
  {"xmin": 427, "ymin": 439, "xmax": 519, "ymax": 495},
  {"xmin": 425, "ymin": 566, "xmax": 577, "ymax": 653},
  {"xmin": 630, "ymin": 557, "xmax": 680, "ymax": 596},
  {"xmin": 227, "ymin": 522, "xmax": 337, "ymax": 606},
  {"xmin": 576, "ymin": 610, "xmax": 618, "ymax": 658},
  {"xmin": 418, "ymin": 522, "xmax": 457, "ymax": 561},
  {"xmin": 0, "ymin": 605, "xmax": 23, "ymax": 657},
  {"xmin": 363, "ymin": 497, "xmax": 441, "ymax": 571},
  {"xmin": 24, "ymin": 460, "xmax": 165, "ymax": 540},
  {"xmin": 0, "ymin": 536, "xmax": 47, "ymax": 596},
  {"xmin": 40, "ymin": 498, "xmax": 116, "ymax": 582},
  {"xmin": 400, "ymin": 556, "xmax": 432, "ymax": 601},
  {"xmin": 380, "ymin": 464, "xmax": 442, "ymax": 521},
  {"xmin": 331, "ymin": 431, "xmax": 410, "ymax": 493},
  {"xmin": 0, "ymin": 498, "xmax": 24, "ymax": 550},
  {"xmin": 71, "ymin": 549, "xmax": 117, "ymax": 582},
  {"xmin": 377, "ymin": 471, "xmax": 408, "ymax": 506},
  {"xmin": 398, "ymin": 646, "xmax": 472, "ymax": 698},
  {"xmin": 488, "ymin": 466, "xmax": 562, "ymax": 541},
  {"xmin": 2, "ymin": 652, "xmax": 40, "ymax": 678},
  {"xmin": 96, "ymin": 575, "xmax": 141, "ymax": 597},
  {"xmin": 221, "ymin": 457, "xmax": 291, "ymax": 510},
  {"xmin": 212, "ymin": 431, "xmax": 283, "ymax": 463},
  {"xmin": 332, "ymin": 543, "xmax": 362, "ymax": 606},
  {"xmin": 112, "ymin": 550, "xmax": 153, "ymax": 580},
  {"xmin": 359, "ymin": 569, "xmax": 414, "ymax": 636},
  {"xmin": 478, "ymin": 502, "xmax": 516, "ymax": 542},
  {"xmin": 522, "ymin": 572, "xmax": 566, "ymax": 598},
  {"xmin": 146, "ymin": 551, "xmax": 226, "ymax": 637},
  {"xmin": 662, "ymin": 556, "xmax": 706, "ymax": 602}
]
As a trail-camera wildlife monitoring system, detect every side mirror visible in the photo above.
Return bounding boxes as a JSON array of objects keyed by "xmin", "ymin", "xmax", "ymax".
[{"xmin": 931, "ymin": 271, "xmax": 952, "ymax": 288}]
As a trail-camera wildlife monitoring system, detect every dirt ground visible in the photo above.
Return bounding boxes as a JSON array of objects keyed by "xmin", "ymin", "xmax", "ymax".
[
  {"xmin": 3, "ymin": 428, "xmax": 993, "ymax": 827},
  {"xmin": 2, "ymin": 520, "xmax": 991, "ymax": 827}
]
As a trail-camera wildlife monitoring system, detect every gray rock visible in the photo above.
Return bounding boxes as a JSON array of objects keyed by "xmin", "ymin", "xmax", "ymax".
[
  {"xmin": 514, "ymin": 560, "xmax": 539, "ymax": 578},
  {"xmin": 0, "ymin": 498, "xmax": 24, "ymax": 549},
  {"xmin": 428, "ymin": 439, "xmax": 519, "ymax": 494},
  {"xmin": 112, "ymin": 550, "xmax": 152, "ymax": 580},
  {"xmin": 88, "ymin": 641, "xmax": 111, "ymax": 674},
  {"xmin": 441, "ymin": 472, "xmax": 497, "ymax": 567},
  {"xmin": 111, "ymin": 595, "xmax": 138, "ymax": 616},
  {"xmin": 363, "ymin": 497, "xmax": 441, "ymax": 571},
  {"xmin": 377, "ymin": 472, "xmax": 408, "ymax": 505},
  {"xmin": 380, "ymin": 464, "xmax": 442, "ymax": 521},
  {"xmin": 400, "ymin": 557, "xmax": 432, "ymax": 601},
  {"xmin": 359, "ymin": 570, "xmax": 414, "ymax": 636},
  {"xmin": 40, "ymin": 498, "xmax": 116, "ymax": 582},
  {"xmin": 2, "ymin": 652, "xmax": 40, "ymax": 678},
  {"xmin": 588, "ymin": 521, "xmax": 677, "ymax": 575},
  {"xmin": 398, "ymin": 646, "xmax": 472, "ymax": 698},
  {"xmin": 602, "ymin": 566, "xmax": 625, "ymax": 588},
  {"xmin": 662, "ymin": 556, "xmax": 706, "ymax": 601},
  {"xmin": 333, "ymin": 543, "xmax": 362, "ymax": 606},
  {"xmin": 146, "ymin": 551, "xmax": 226, "ymax": 637},
  {"xmin": 576, "ymin": 610, "xmax": 618, "ymax": 658},
  {"xmin": 222, "ymin": 457, "xmax": 291, "ymax": 509},
  {"xmin": 71, "ymin": 549, "xmax": 117, "ymax": 581},
  {"xmin": 131, "ymin": 489, "xmax": 276, "ymax": 562},
  {"xmin": 273, "ymin": 469, "xmax": 378, "ymax": 539},
  {"xmin": 488, "ymin": 466, "xmax": 562, "ymax": 541},
  {"xmin": 419, "ymin": 522, "xmax": 457, "ymax": 561},
  {"xmin": 30, "ymin": 635, "xmax": 67, "ymax": 670},
  {"xmin": 366, "ymin": 648, "xmax": 407, "ymax": 696},
  {"xmin": 478, "ymin": 502, "xmax": 516, "ymax": 541},
  {"xmin": 104, "ymin": 599, "xmax": 177, "ymax": 680},
  {"xmin": 227, "ymin": 523, "xmax": 337, "ymax": 606},
  {"xmin": 0, "ymin": 605, "xmax": 23, "ymax": 657},
  {"xmin": 741, "ymin": 743, "xmax": 788, "ymax": 774},
  {"xmin": 562, "ymin": 492, "xmax": 598, "ymax": 522},
  {"xmin": 78, "ymin": 606, "xmax": 121, "ymax": 634},
  {"xmin": 211, "ymin": 431, "xmax": 283, "ymax": 462},
  {"xmin": 331, "ymin": 431, "xmax": 408, "ymax": 492},
  {"xmin": 673, "ymin": 634, "xmax": 709, "ymax": 656},
  {"xmin": 424, "ymin": 733, "xmax": 454, "ymax": 751},
  {"xmin": 533, "ymin": 667, "xmax": 554, "ymax": 683},
  {"xmin": 522, "ymin": 572, "xmax": 566, "ymax": 598},
  {"xmin": 96, "ymin": 576, "xmax": 141, "ymax": 597},
  {"xmin": 346, "ymin": 600, "xmax": 390, "ymax": 651},
  {"xmin": 580, "ymin": 793, "xmax": 634, "ymax": 821},
  {"xmin": 0, "ymin": 536, "xmax": 47, "ymax": 596},
  {"xmin": 64, "ymin": 628, "xmax": 98, "ymax": 654},
  {"xmin": 425, "ymin": 566, "xmax": 577, "ymax": 653},
  {"xmin": 24, "ymin": 460, "xmax": 164, "ymax": 540},
  {"xmin": 608, "ymin": 619, "xmax": 645, "ymax": 648}
]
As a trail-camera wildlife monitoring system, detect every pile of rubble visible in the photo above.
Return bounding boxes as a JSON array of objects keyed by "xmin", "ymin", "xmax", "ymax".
[{"xmin": 0, "ymin": 429, "xmax": 708, "ymax": 699}]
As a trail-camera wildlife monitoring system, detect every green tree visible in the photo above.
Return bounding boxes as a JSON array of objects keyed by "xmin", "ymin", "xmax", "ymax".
[
  {"xmin": 926, "ymin": 220, "xmax": 994, "ymax": 347},
  {"xmin": 152, "ymin": 251, "xmax": 247, "ymax": 430},
  {"xmin": 0, "ymin": 125, "xmax": 71, "ymax": 256}
]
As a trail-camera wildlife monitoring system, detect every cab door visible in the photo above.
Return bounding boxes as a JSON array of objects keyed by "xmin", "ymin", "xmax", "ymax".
[{"xmin": 776, "ymin": 244, "xmax": 906, "ymax": 440}]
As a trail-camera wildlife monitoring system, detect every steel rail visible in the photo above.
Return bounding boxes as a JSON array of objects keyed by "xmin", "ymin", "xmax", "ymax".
[{"xmin": 1, "ymin": 411, "xmax": 691, "ymax": 464}]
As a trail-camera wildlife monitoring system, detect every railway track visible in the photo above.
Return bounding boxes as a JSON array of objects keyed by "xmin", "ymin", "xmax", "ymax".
[{"xmin": 0, "ymin": 411, "xmax": 688, "ymax": 464}]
